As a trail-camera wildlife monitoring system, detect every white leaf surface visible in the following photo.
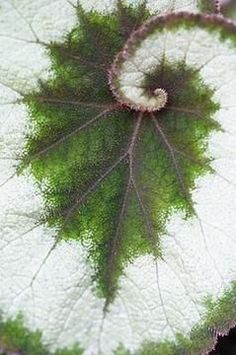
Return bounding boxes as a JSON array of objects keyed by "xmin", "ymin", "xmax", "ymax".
[
  {"xmin": 79, "ymin": 0, "xmax": 198, "ymax": 13},
  {"xmin": 0, "ymin": 1, "xmax": 236, "ymax": 354}
]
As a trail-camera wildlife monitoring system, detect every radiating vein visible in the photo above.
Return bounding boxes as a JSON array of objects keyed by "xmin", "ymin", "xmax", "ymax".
[
  {"xmin": 63, "ymin": 113, "xmax": 143, "ymax": 226},
  {"xmin": 0, "ymin": 33, "xmax": 44, "ymax": 45},
  {"xmin": 8, "ymin": 0, "xmax": 40, "ymax": 42},
  {"xmin": 129, "ymin": 123, "xmax": 159, "ymax": 254},
  {"xmin": 104, "ymin": 176, "xmax": 132, "ymax": 305},
  {"xmin": 166, "ymin": 105, "xmax": 203, "ymax": 117},
  {"xmin": 132, "ymin": 178, "xmax": 160, "ymax": 254},
  {"xmin": 155, "ymin": 262, "xmax": 175, "ymax": 337},
  {"xmin": 152, "ymin": 114, "xmax": 191, "ymax": 202},
  {"xmin": 151, "ymin": 116, "xmax": 227, "ymax": 284},
  {"xmin": 62, "ymin": 152, "xmax": 128, "ymax": 224},
  {"xmin": 104, "ymin": 113, "xmax": 143, "ymax": 306},
  {"xmin": 36, "ymin": 96, "xmax": 112, "ymax": 108},
  {"xmin": 25, "ymin": 104, "xmax": 121, "ymax": 163},
  {"xmin": 0, "ymin": 79, "xmax": 23, "ymax": 96}
]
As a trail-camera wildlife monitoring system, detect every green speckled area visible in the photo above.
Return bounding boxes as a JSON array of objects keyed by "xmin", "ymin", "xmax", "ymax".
[
  {"xmin": 21, "ymin": 3, "xmax": 220, "ymax": 304},
  {"xmin": 0, "ymin": 314, "xmax": 83, "ymax": 355},
  {"xmin": 198, "ymin": 0, "xmax": 217, "ymax": 13}
]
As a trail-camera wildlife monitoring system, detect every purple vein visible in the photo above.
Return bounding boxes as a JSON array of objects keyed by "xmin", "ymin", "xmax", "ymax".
[
  {"xmin": 54, "ymin": 47, "xmax": 107, "ymax": 70},
  {"xmin": 174, "ymin": 148, "xmax": 211, "ymax": 168},
  {"xmin": 109, "ymin": 113, "xmax": 143, "ymax": 259},
  {"xmin": 152, "ymin": 114, "xmax": 191, "ymax": 202},
  {"xmin": 104, "ymin": 176, "xmax": 132, "ymax": 300},
  {"xmin": 63, "ymin": 153, "xmax": 127, "ymax": 224},
  {"xmin": 165, "ymin": 105, "xmax": 203, "ymax": 117},
  {"xmin": 63, "ymin": 113, "xmax": 143, "ymax": 228},
  {"xmin": 27, "ymin": 104, "xmax": 121, "ymax": 162},
  {"xmin": 132, "ymin": 177, "xmax": 159, "ymax": 252},
  {"xmin": 152, "ymin": 117, "xmax": 226, "ymax": 281},
  {"xmin": 36, "ymin": 96, "xmax": 112, "ymax": 109},
  {"xmin": 103, "ymin": 113, "xmax": 143, "ymax": 308},
  {"xmin": 128, "ymin": 114, "xmax": 159, "ymax": 252}
]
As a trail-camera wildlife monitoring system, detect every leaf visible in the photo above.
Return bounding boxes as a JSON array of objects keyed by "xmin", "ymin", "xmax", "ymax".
[
  {"xmin": 198, "ymin": 0, "xmax": 236, "ymax": 18},
  {"xmin": 0, "ymin": 313, "xmax": 83, "ymax": 355},
  {"xmin": 78, "ymin": 0, "xmax": 199, "ymax": 14},
  {"xmin": 197, "ymin": 0, "xmax": 219, "ymax": 13},
  {"xmin": 19, "ymin": 3, "xmax": 222, "ymax": 304},
  {"xmin": 1, "ymin": 1, "xmax": 236, "ymax": 355},
  {"xmin": 221, "ymin": 0, "xmax": 236, "ymax": 19}
]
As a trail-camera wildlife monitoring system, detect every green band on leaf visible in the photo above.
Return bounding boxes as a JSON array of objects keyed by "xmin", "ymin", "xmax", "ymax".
[{"xmin": 21, "ymin": 4, "xmax": 236, "ymax": 306}]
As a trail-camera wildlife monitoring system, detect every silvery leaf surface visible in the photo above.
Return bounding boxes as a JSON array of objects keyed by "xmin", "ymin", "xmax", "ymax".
[{"xmin": 0, "ymin": 1, "xmax": 236, "ymax": 354}]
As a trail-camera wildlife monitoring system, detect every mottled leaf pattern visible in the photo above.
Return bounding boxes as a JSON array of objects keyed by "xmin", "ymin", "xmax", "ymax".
[{"xmin": 0, "ymin": 1, "xmax": 236, "ymax": 355}]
